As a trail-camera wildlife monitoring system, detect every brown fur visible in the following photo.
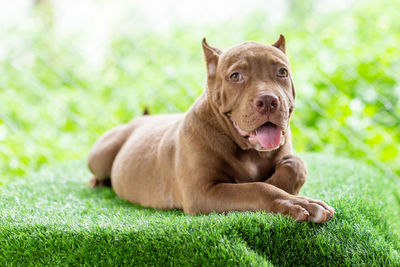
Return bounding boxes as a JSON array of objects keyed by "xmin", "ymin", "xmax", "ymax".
[{"xmin": 88, "ymin": 35, "xmax": 334, "ymax": 223}]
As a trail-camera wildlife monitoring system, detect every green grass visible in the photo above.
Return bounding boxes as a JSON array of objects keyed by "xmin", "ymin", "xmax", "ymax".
[{"xmin": 1, "ymin": 153, "xmax": 399, "ymax": 266}]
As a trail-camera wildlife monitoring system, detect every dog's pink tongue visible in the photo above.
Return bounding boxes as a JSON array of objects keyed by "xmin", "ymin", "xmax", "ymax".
[{"xmin": 256, "ymin": 123, "xmax": 281, "ymax": 149}]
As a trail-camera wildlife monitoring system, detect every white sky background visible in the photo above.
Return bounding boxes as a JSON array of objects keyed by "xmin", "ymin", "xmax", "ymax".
[{"xmin": 0, "ymin": 0, "xmax": 351, "ymax": 68}]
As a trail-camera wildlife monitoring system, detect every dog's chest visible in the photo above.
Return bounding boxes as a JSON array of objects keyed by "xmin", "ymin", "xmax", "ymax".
[
  {"xmin": 233, "ymin": 158, "xmax": 274, "ymax": 183},
  {"xmin": 243, "ymin": 160, "xmax": 259, "ymax": 180}
]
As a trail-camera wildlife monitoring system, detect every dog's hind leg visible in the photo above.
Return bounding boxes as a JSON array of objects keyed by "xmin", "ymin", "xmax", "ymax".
[{"xmin": 87, "ymin": 121, "xmax": 135, "ymax": 187}]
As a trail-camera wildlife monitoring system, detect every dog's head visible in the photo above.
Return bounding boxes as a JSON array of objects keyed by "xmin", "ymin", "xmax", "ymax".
[{"xmin": 202, "ymin": 35, "xmax": 295, "ymax": 151}]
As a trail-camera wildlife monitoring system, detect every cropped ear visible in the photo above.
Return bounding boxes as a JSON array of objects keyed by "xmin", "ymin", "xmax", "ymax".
[
  {"xmin": 272, "ymin": 34, "xmax": 286, "ymax": 54},
  {"xmin": 202, "ymin": 38, "xmax": 222, "ymax": 78}
]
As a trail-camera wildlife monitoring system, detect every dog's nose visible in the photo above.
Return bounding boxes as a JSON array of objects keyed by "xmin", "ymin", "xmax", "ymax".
[{"xmin": 254, "ymin": 93, "xmax": 280, "ymax": 114}]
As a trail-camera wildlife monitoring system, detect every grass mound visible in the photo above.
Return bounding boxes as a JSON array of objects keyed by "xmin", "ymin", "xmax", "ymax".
[{"xmin": 1, "ymin": 153, "xmax": 399, "ymax": 266}]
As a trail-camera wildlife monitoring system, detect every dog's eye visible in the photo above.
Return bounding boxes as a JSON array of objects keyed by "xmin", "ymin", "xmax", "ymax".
[
  {"xmin": 229, "ymin": 72, "xmax": 242, "ymax": 82},
  {"xmin": 277, "ymin": 68, "xmax": 288, "ymax": 78}
]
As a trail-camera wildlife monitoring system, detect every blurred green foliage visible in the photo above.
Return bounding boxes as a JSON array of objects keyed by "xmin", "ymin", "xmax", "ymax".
[{"xmin": 0, "ymin": 0, "xmax": 399, "ymax": 183}]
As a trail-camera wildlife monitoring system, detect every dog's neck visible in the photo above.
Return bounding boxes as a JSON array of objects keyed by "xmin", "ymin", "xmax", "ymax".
[{"xmin": 188, "ymin": 90, "xmax": 254, "ymax": 152}]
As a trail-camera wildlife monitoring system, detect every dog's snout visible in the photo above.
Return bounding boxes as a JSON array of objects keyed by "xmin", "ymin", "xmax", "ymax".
[{"xmin": 254, "ymin": 93, "xmax": 280, "ymax": 114}]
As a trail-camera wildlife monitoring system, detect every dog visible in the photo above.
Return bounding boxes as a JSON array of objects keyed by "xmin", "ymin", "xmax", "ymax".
[{"xmin": 88, "ymin": 35, "xmax": 334, "ymax": 223}]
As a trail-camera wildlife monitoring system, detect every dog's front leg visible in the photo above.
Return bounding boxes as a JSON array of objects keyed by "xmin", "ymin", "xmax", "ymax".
[
  {"xmin": 183, "ymin": 181, "xmax": 333, "ymax": 222},
  {"xmin": 265, "ymin": 155, "xmax": 307, "ymax": 195}
]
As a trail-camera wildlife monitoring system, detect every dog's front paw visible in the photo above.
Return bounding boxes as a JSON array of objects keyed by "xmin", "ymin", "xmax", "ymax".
[{"xmin": 274, "ymin": 196, "xmax": 335, "ymax": 223}]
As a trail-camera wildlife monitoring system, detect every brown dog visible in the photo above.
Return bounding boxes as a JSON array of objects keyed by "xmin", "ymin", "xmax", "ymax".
[{"xmin": 88, "ymin": 35, "xmax": 334, "ymax": 223}]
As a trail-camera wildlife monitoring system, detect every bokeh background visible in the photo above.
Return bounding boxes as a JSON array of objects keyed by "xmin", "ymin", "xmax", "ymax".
[{"xmin": 1, "ymin": 0, "xmax": 399, "ymax": 184}]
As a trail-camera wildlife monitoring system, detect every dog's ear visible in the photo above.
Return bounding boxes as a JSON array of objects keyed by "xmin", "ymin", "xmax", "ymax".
[
  {"xmin": 202, "ymin": 38, "xmax": 222, "ymax": 78},
  {"xmin": 272, "ymin": 34, "xmax": 286, "ymax": 54}
]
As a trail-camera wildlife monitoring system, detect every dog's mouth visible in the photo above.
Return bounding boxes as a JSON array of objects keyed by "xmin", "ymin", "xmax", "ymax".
[{"xmin": 227, "ymin": 113, "xmax": 283, "ymax": 151}]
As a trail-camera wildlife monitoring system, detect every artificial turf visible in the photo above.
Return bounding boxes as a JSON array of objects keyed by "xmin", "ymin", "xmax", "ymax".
[{"xmin": 1, "ymin": 153, "xmax": 399, "ymax": 266}]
